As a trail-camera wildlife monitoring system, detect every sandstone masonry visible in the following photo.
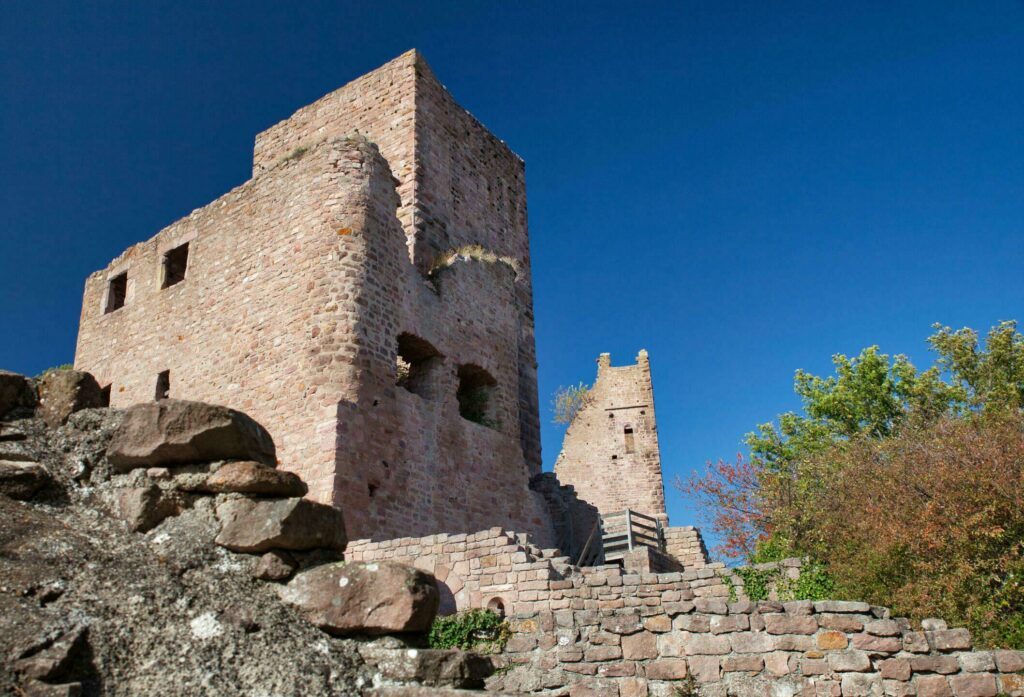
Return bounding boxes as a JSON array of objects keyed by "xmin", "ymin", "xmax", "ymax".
[{"xmin": 74, "ymin": 51, "xmax": 551, "ymax": 543}]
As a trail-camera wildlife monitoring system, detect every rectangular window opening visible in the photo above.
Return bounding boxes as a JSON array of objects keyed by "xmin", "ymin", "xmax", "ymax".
[
  {"xmin": 155, "ymin": 370, "xmax": 170, "ymax": 401},
  {"xmin": 105, "ymin": 273, "xmax": 127, "ymax": 313},
  {"xmin": 162, "ymin": 242, "xmax": 189, "ymax": 288},
  {"xmin": 624, "ymin": 426, "xmax": 635, "ymax": 454}
]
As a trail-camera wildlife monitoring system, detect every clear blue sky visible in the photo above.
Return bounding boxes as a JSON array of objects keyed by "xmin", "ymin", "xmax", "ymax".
[{"xmin": 2, "ymin": 2, "xmax": 1022, "ymax": 545}]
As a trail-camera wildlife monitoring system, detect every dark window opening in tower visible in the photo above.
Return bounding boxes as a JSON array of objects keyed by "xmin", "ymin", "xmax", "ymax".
[{"xmin": 396, "ymin": 333, "xmax": 443, "ymax": 399}]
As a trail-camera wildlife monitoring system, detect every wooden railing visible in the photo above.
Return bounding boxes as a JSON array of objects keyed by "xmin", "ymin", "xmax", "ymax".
[
  {"xmin": 600, "ymin": 509, "xmax": 665, "ymax": 564},
  {"xmin": 574, "ymin": 508, "xmax": 666, "ymax": 567}
]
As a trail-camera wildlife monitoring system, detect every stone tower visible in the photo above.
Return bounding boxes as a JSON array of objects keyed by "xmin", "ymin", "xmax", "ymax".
[
  {"xmin": 553, "ymin": 350, "xmax": 668, "ymax": 522},
  {"xmin": 73, "ymin": 50, "xmax": 552, "ymax": 543}
]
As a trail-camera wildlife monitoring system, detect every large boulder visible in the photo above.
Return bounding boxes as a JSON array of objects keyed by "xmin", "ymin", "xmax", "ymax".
[
  {"xmin": 278, "ymin": 561, "xmax": 439, "ymax": 636},
  {"xmin": 200, "ymin": 461, "xmax": 306, "ymax": 497},
  {"xmin": 215, "ymin": 497, "xmax": 346, "ymax": 553},
  {"xmin": 107, "ymin": 400, "xmax": 275, "ymax": 470},
  {"xmin": 0, "ymin": 370, "xmax": 37, "ymax": 419},
  {"xmin": 36, "ymin": 369, "xmax": 104, "ymax": 427}
]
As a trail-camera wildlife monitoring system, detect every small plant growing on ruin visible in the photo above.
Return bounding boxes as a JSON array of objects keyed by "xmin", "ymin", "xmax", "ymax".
[
  {"xmin": 552, "ymin": 382, "xmax": 592, "ymax": 425},
  {"xmin": 282, "ymin": 145, "xmax": 309, "ymax": 163},
  {"xmin": 673, "ymin": 674, "xmax": 699, "ymax": 697},
  {"xmin": 35, "ymin": 363, "xmax": 73, "ymax": 379},
  {"xmin": 428, "ymin": 609, "xmax": 509, "ymax": 653}
]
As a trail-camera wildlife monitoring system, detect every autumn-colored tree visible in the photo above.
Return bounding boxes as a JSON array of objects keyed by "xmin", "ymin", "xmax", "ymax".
[
  {"xmin": 808, "ymin": 414, "xmax": 1024, "ymax": 647},
  {"xmin": 677, "ymin": 320, "xmax": 1024, "ymax": 646}
]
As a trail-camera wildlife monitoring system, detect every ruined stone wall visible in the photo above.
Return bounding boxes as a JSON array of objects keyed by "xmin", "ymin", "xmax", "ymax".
[
  {"xmin": 554, "ymin": 350, "xmax": 667, "ymax": 522},
  {"xmin": 75, "ymin": 52, "xmax": 550, "ymax": 543},
  {"xmin": 347, "ymin": 528, "xmax": 1024, "ymax": 696},
  {"xmin": 663, "ymin": 526, "xmax": 710, "ymax": 569},
  {"xmin": 252, "ymin": 49, "xmax": 541, "ymax": 474},
  {"xmin": 494, "ymin": 591, "xmax": 1024, "ymax": 697},
  {"xmin": 74, "ymin": 137, "xmax": 383, "ymax": 503}
]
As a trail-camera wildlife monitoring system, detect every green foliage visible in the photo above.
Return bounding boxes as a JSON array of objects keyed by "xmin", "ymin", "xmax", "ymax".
[
  {"xmin": 779, "ymin": 561, "xmax": 835, "ymax": 602},
  {"xmin": 682, "ymin": 321, "xmax": 1024, "ymax": 648},
  {"xmin": 552, "ymin": 382, "xmax": 592, "ymax": 425},
  {"xmin": 672, "ymin": 674, "xmax": 698, "ymax": 697},
  {"xmin": 428, "ymin": 609, "xmax": 509, "ymax": 653},
  {"xmin": 35, "ymin": 364, "xmax": 73, "ymax": 379},
  {"xmin": 735, "ymin": 567, "xmax": 772, "ymax": 602},
  {"xmin": 458, "ymin": 386, "xmax": 497, "ymax": 428}
]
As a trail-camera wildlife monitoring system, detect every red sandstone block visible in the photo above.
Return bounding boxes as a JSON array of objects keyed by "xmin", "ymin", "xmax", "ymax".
[
  {"xmin": 879, "ymin": 658, "xmax": 912, "ymax": 681},
  {"xmin": 584, "ymin": 646, "xmax": 622, "ymax": 662},
  {"xmin": 722, "ymin": 655, "xmax": 765, "ymax": 672},
  {"xmin": 917, "ymin": 676, "xmax": 953, "ymax": 697},
  {"xmin": 851, "ymin": 633, "xmax": 901, "ymax": 653},
  {"xmin": 949, "ymin": 674, "xmax": 997, "ymax": 697},
  {"xmin": 644, "ymin": 659, "xmax": 688, "ymax": 680},
  {"xmin": 765, "ymin": 614, "xmax": 819, "ymax": 635}
]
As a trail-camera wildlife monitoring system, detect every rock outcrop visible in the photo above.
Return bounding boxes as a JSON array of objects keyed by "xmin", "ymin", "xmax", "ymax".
[
  {"xmin": 107, "ymin": 399, "xmax": 276, "ymax": 469},
  {"xmin": 36, "ymin": 369, "xmax": 105, "ymax": 427},
  {"xmin": 0, "ymin": 371, "xmax": 493, "ymax": 696}
]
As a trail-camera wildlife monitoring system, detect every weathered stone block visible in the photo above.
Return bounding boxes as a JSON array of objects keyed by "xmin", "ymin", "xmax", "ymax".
[
  {"xmin": 916, "ymin": 676, "xmax": 952, "ymax": 697},
  {"xmin": 994, "ymin": 649, "xmax": 1024, "ymax": 673},
  {"xmin": 928, "ymin": 629, "xmax": 972, "ymax": 652},
  {"xmin": 0, "ymin": 370, "xmax": 37, "ymax": 418},
  {"xmin": 879, "ymin": 658, "xmax": 911, "ymax": 681},
  {"xmin": 764, "ymin": 613, "xmax": 818, "ymax": 635},
  {"xmin": 689, "ymin": 656, "xmax": 721, "ymax": 683},
  {"xmin": 948, "ymin": 674, "xmax": 997, "ymax": 697},
  {"xmin": 644, "ymin": 659, "xmax": 688, "ymax": 680},
  {"xmin": 827, "ymin": 650, "xmax": 872, "ymax": 672},
  {"xmin": 817, "ymin": 630, "xmax": 849, "ymax": 650},
  {"xmin": 200, "ymin": 460, "xmax": 306, "ymax": 496},
  {"xmin": 0, "ymin": 460, "xmax": 52, "ymax": 500},
  {"xmin": 279, "ymin": 561, "xmax": 438, "ymax": 635},
  {"xmin": 215, "ymin": 497, "xmax": 346, "ymax": 552},
  {"xmin": 722, "ymin": 655, "xmax": 764, "ymax": 672},
  {"xmin": 622, "ymin": 631, "xmax": 658, "ymax": 660},
  {"xmin": 108, "ymin": 399, "xmax": 276, "ymax": 470},
  {"xmin": 710, "ymin": 614, "xmax": 749, "ymax": 634},
  {"xmin": 36, "ymin": 369, "xmax": 104, "ymax": 427},
  {"xmin": 841, "ymin": 673, "xmax": 883, "ymax": 697}
]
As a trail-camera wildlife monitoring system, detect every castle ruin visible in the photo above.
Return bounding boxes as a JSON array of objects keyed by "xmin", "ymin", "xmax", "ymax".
[{"xmin": 73, "ymin": 50, "xmax": 704, "ymax": 568}]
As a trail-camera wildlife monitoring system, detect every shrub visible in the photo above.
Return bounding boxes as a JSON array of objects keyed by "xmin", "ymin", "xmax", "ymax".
[
  {"xmin": 552, "ymin": 382, "xmax": 592, "ymax": 425},
  {"xmin": 428, "ymin": 609, "xmax": 509, "ymax": 653}
]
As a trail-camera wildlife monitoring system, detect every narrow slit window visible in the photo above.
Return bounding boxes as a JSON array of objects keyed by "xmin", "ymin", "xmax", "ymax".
[
  {"xmin": 99, "ymin": 384, "xmax": 112, "ymax": 407},
  {"xmin": 162, "ymin": 242, "xmax": 189, "ymax": 288},
  {"xmin": 105, "ymin": 273, "xmax": 127, "ymax": 313},
  {"xmin": 624, "ymin": 426, "xmax": 635, "ymax": 454},
  {"xmin": 155, "ymin": 370, "xmax": 170, "ymax": 401}
]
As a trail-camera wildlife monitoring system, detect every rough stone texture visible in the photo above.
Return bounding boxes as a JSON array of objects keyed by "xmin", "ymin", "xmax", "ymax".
[
  {"xmin": 111, "ymin": 484, "xmax": 180, "ymax": 532},
  {"xmin": 358, "ymin": 644, "xmax": 494, "ymax": 688},
  {"xmin": 201, "ymin": 460, "xmax": 307, "ymax": 497},
  {"xmin": 0, "ymin": 411, "xmax": 383, "ymax": 696},
  {"xmin": 107, "ymin": 399, "xmax": 276, "ymax": 470},
  {"xmin": 0, "ymin": 460, "xmax": 52, "ymax": 500},
  {"xmin": 73, "ymin": 50, "xmax": 551, "ymax": 546},
  {"xmin": 215, "ymin": 496, "xmax": 347, "ymax": 553},
  {"xmin": 252, "ymin": 550, "xmax": 297, "ymax": 582},
  {"xmin": 0, "ymin": 370, "xmax": 37, "ymax": 418},
  {"xmin": 553, "ymin": 351, "xmax": 667, "ymax": 525},
  {"xmin": 36, "ymin": 369, "xmax": 104, "ymax": 427},
  {"xmin": 278, "ymin": 561, "xmax": 439, "ymax": 635}
]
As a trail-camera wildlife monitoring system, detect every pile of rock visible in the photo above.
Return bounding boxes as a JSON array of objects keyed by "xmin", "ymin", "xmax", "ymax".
[{"xmin": 0, "ymin": 368, "xmax": 499, "ymax": 696}]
